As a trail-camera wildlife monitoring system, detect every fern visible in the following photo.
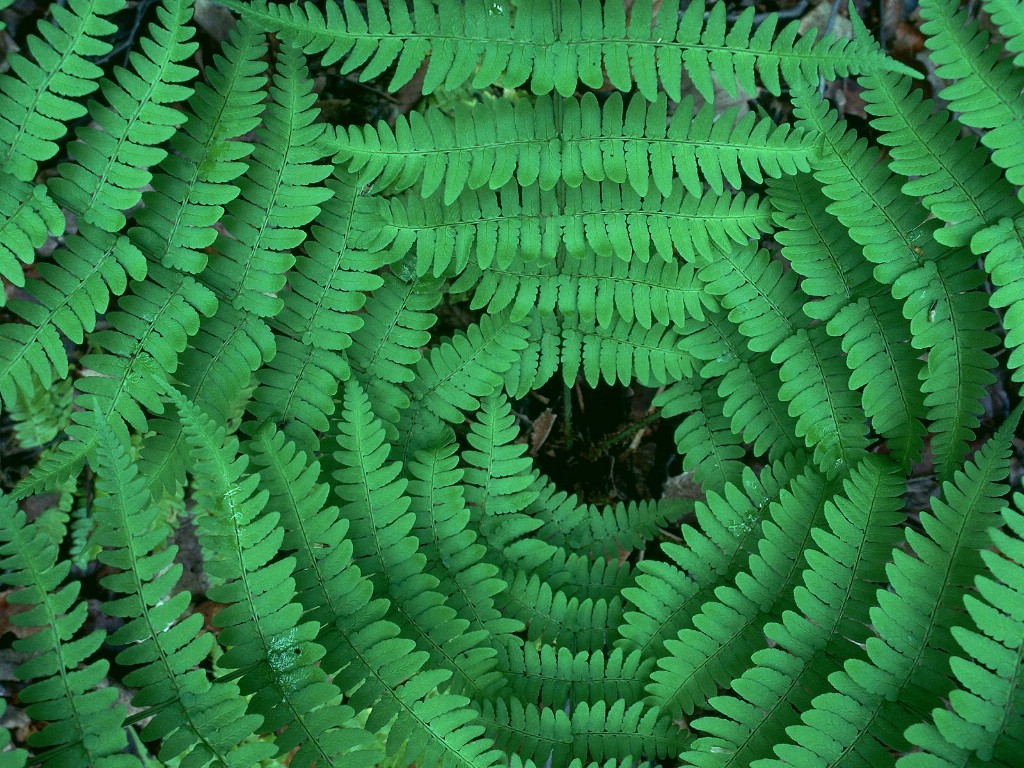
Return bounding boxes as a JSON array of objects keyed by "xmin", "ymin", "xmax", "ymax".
[
  {"xmin": 327, "ymin": 92, "xmax": 816, "ymax": 202},
  {"xmin": 3, "ymin": 0, "xmax": 1024, "ymax": 765},
  {"xmin": 0, "ymin": 493, "xmax": 135, "ymax": 767}
]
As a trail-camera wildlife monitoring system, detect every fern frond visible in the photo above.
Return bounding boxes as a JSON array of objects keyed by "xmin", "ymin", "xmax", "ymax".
[
  {"xmin": 770, "ymin": 172, "xmax": 927, "ymax": 465},
  {"xmin": 76, "ymin": 263, "xmax": 218, "ymax": 434},
  {"xmin": 527, "ymin": 480, "xmax": 691, "ymax": 560},
  {"xmin": 229, "ymin": 0, "xmax": 909, "ymax": 101},
  {"xmin": 332, "ymin": 379, "xmax": 507, "ymax": 701},
  {"xmin": 204, "ymin": 41, "xmax": 332, "ymax": 318},
  {"xmin": 654, "ymin": 376, "xmax": 746, "ymax": 493},
  {"xmin": 0, "ymin": 179, "xmax": 64, "ymax": 300},
  {"xmin": 90, "ymin": 412, "xmax": 276, "ymax": 768},
  {"xmin": 759, "ymin": 410, "xmax": 1019, "ymax": 768},
  {"xmin": 681, "ymin": 456, "xmax": 906, "ymax": 768},
  {"xmin": 408, "ymin": 312, "xmax": 530, "ymax": 424},
  {"xmin": 918, "ymin": 0, "xmax": 1024, "ymax": 198},
  {"xmin": 249, "ymin": 173, "xmax": 392, "ymax": 447},
  {"xmin": 561, "ymin": 315, "xmax": 696, "ymax": 388},
  {"xmin": 348, "ymin": 270, "xmax": 440, "ymax": 430},
  {"xmin": 858, "ymin": 70, "xmax": 1022, "ymax": 247},
  {"xmin": 391, "ymin": 179, "xmax": 771, "ymax": 277},
  {"xmin": 138, "ymin": 304, "xmax": 274, "ymax": 497},
  {"xmin": 481, "ymin": 697, "xmax": 680, "ymax": 766},
  {"xmin": 49, "ymin": 0, "xmax": 197, "ymax": 232},
  {"xmin": 501, "ymin": 314, "xmax": 562, "ymax": 399},
  {"xmin": 451, "ymin": 248, "xmax": 715, "ymax": 329},
  {"xmin": 900, "ymin": 490, "xmax": 1024, "ymax": 767},
  {"xmin": 694, "ymin": 311, "xmax": 803, "ymax": 463},
  {"xmin": 130, "ymin": 17, "xmax": 268, "ymax": 274},
  {"xmin": 244, "ymin": 425, "xmax": 487, "ymax": 768},
  {"xmin": 646, "ymin": 467, "xmax": 831, "ymax": 718},
  {"xmin": 173, "ymin": 390, "xmax": 381, "ymax": 768},
  {"xmin": 973, "ymin": 216, "xmax": 1024, "ymax": 387},
  {"xmin": 463, "ymin": 393, "xmax": 539, "ymax": 518},
  {"xmin": 406, "ymin": 430, "xmax": 523, "ymax": 647},
  {"xmin": 618, "ymin": 454, "xmax": 805, "ymax": 662},
  {"xmin": 0, "ymin": 493, "xmax": 136, "ymax": 767},
  {"xmin": 497, "ymin": 565, "xmax": 625, "ymax": 652},
  {"xmin": 0, "ymin": 227, "xmax": 146, "ymax": 407},
  {"xmin": 498, "ymin": 641, "xmax": 648, "ymax": 707},
  {"xmin": 795, "ymin": 86, "xmax": 998, "ymax": 480},
  {"xmin": 699, "ymin": 244, "xmax": 867, "ymax": 474},
  {"xmin": 982, "ymin": 0, "xmax": 1024, "ymax": 65},
  {"xmin": 0, "ymin": 0, "xmax": 124, "ymax": 180},
  {"xmin": 328, "ymin": 92, "xmax": 816, "ymax": 202}
]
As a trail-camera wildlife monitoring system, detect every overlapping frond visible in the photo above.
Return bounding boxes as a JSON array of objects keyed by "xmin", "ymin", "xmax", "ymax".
[
  {"xmin": 759, "ymin": 409, "xmax": 1020, "ymax": 768},
  {"xmin": 0, "ymin": 494, "xmax": 136, "ymax": 767},
  {"xmin": 228, "ymin": 0, "xmax": 911, "ymax": 101},
  {"xmin": 795, "ymin": 86, "xmax": 998, "ymax": 480},
  {"xmin": 0, "ymin": 0, "xmax": 124, "ymax": 180},
  {"xmin": 389, "ymin": 178, "xmax": 771, "ymax": 278},
  {"xmin": 899, "ymin": 491, "xmax": 1024, "ymax": 767},
  {"xmin": 918, "ymin": 0, "xmax": 1024, "ymax": 199}
]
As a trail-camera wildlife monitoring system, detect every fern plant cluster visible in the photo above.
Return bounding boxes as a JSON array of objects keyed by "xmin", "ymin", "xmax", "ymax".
[{"xmin": 0, "ymin": 0, "xmax": 1023, "ymax": 766}]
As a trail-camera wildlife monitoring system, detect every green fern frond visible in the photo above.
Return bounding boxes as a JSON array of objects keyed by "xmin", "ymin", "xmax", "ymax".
[
  {"xmin": 248, "ymin": 173, "xmax": 393, "ymax": 447},
  {"xmin": 646, "ymin": 466, "xmax": 831, "ymax": 718},
  {"xmin": 699, "ymin": 244, "xmax": 867, "ymax": 474},
  {"xmin": 618, "ymin": 454, "xmax": 804, "ymax": 662},
  {"xmin": 348, "ymin": 271, "xmax": 440, "ymax": 430},
  {"xmin": 0, "ymin": 179, "xmax": 64, "ymax": 300},
  {"xmin": 795, "ymin": 86, "xmax": 999, "ymax": 480},
  {"xmin": 327, "ymin": 92, "xmax": 816, "ymax": 203},
  {"xmin": 982, "ymin": 0, "xmax": 1024, "ymax": 65},
  {"xmin": 463, "ymin": 393, "xmax": 539, "ymax": 518},
  {"xmin": 76, "ymin": 263, "xmax": 217, "ymax": 435},
  {"xmin": 681, "ymin": 455, "xmax": 906, "ymax": 768},
  {"xmin": 204, "ymin": 42, "xmax": 332, "ymax": 318},
  {"xmin": 390, "ymin": 179, "xmax": 771, "ymax": 278},
  {"xmin": 482, "ymin": 697, "xmax": 680, "ymax": 766},
  {"xmin": 918, "ymin": 0, "xmax": 1024, "ymax": 198},
  {"xmin": 130, "ymin": 17, "xmax": 268, "ymax": 274},
  {"xmin": 228, "ymin": 0, "xmax": 909, "ymax": 101},
  {"xmin": 899, "ymin": 489, "xmax": 1024, "ymax": 767},
  {"xmin": 332, "ymin": 378, "xmax": 507, "ymax": 701},
  {"xmin": 497, "ymin": 565, "xmax": 624, "ymax": 652},
  {"xmin": 172, "ymin": 389, "xmax": 381, "ymax": 768},
  {"xmin": 759, "ymin": 409, "xmax": 1020, "ymax": 768},
  {"xmin": 452, "ymin": 247, "xmax": 716, "ymax": 329},
  {"xmin": 0, "ymin": 0, "xmax": 125, "ymax": 180},
  {"xmin": 90, "ymin": 412, "xmax": 276, "ymax": 768},
  {"xmin": 858, "ymin": 70, "xmax": 1022, "ymax": 247},
  {"xmin": 561, "ymin": 315, "xmax": 696, "ymax": 388},
  {"xmin": 49, "ymin": 0, "xmax": 197, "ymax": 232},
  {"xmin": 0, "ymin": 493, "xmax": 136, "ymax": 767},
  {"xmin": 654, "ymin": 375, "xmax": 746, "ymax": 493},
  {"xmin": 498, "ymin": 641, "xmax": 649, "ymax": 707},
  {"xmin": 408, "ymin": 312, "xmax": 530, "ymax": 424},
  {"xmin": 526, "ymin": 476, "xmax": 692, "ymax": 559},
  {"xmin": 770, "ymin": 172, "xmax": 927, "ymax": 465},
  {"xmin": 694, "ymin": 310, "xmax": 803, "ymax": 463},
  {"xmin": 406, "ymin": 429, "xmax": 523, "ymax": 646},
  {"xmin": 8, "ymin": 374, "xmax": 72, "ymax": 449},
  {"xmin": 973, "ymin": 216, "xmax": 1024, "ymax": 387},
  {"xmin": 0, "ymin": 227, "xmax": 146, "ymax": 407},
  {"xmin": 137, "ymin": 304, "xmax": 274, "ymax": 497}
]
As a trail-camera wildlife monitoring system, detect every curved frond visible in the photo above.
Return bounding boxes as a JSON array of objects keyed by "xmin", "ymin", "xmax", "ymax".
[
  {"xmin": 229, "ymin": 0, "xmax": 911, "ymax": 101},
  {"xmin": 328, "ymin": 92, "xmax": 817, "ymax": 202}
]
